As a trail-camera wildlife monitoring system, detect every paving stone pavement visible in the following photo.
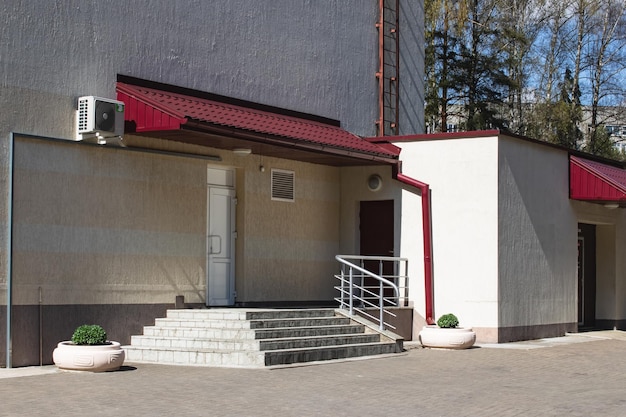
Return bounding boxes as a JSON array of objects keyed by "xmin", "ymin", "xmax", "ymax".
[{"xmin": 1, "ymin": 332, "xmax": 626, "ymax": 416}]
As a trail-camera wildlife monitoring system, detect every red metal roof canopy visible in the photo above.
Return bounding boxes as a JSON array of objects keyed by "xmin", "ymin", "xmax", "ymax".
[
  {"xmin": 116, "ymin": 80, "xmax": 399, "ymax": 166},
  {"xmin": 570, "ymin": 155, "xmax": 626, "ymax": 203}
]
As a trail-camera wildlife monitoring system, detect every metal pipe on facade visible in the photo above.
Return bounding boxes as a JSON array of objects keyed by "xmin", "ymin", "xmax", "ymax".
[
  {"xmin": 5, "ymin": 133, "xmax": 15, "ymax": 368},
  {"xmin": 39, "ymin": 286, "xmax": 43, "ymax": 366},
  {"xmin": 393, "ymin": 168, "xmax": 435, "ymax": 325},
  {"xmin": 376, "ymin": 0, "xmax": 385, "ymax": 136},
  {"xmin": 392, "ymin": 0, "xmax": 399, "ymax": 135}
]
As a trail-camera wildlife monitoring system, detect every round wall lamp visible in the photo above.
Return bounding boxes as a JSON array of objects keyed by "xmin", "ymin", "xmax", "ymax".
[
  {"xmin": 233, "ymin": 148, "xmax": 252, "ymax": 155},
  {"xmin": 367, "ymin": 174, "xmax": 383, "ymax": 191}
]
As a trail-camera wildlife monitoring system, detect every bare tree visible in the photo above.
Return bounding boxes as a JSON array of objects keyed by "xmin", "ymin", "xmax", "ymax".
[
  {"xmin": 583, "ymin": 0, "xmax": 626, "ymax": 154},
  {"xmin": 497, "ymin": 0, "xmax": 544, "ymax": 134}
]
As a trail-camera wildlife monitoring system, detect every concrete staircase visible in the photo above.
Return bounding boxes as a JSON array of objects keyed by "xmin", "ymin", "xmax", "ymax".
[{"xmin": 123, "ymin": 308, "xmax": 403, "ymax": 367}]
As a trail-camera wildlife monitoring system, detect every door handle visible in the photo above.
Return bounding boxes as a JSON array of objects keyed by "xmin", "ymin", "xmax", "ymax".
[{"xmin": 209, "ymin": 235, "xmax": 222, "ymax": 254}]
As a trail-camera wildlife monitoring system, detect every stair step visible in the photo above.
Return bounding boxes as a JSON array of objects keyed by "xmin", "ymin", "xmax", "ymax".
[
  {"xmin": 142, "ymin": 324, "xmax": 365, "ymax": 340},
  {"xmin": 245, "ymin": 309, "xmax": 336, "ymax": 320},
  {"xmin": 258, "ymin": 333, "xmax": 381, "ymax": 350},
  {"xmin": 165, "ymin": 310, "xmax": 249, "ymax": 321},
  {"xmin": 130, "ymin": 333, "xmax": 380, "ymax": 351},
  {"xmin": 124, "ymin": 341, "xmax": 399, "ymax": 368},
  {"xmin": 123, "ymin": 345, "xmax": 265, "ymax": 367},
  {"xmin": 164, "ymin": 308, "xmax": 336, "ymax": 321},
  {"xmin": 130, "ymin": 335, "xmax": 260, "ymax": 350},
  {"xmin": 142, "ymin": 326, "xmax": 256, "ymax": 339},
  {"xmin": 126, "ymin": 308, "xmax": 403, "ymax": 368},
  {"xmin": 153, "ymin": 316, "xmax": 349, "ymax": 330},
  {"xmin": 249, "ymin": 317, "xmax": 351, "ymax": 329},
  {"xmin": 154, "ymin": 318, "xmax": 252, "ymax": 329},
  {"xmin": 263, "ymin": 342, "xmax": 401, "ymax": 366},
  {"xmin": 254, "ymin": 324, "xmax": 366, "ymax": 339}
]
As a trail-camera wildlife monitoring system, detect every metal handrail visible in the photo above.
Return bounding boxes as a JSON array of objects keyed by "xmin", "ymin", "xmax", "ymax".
[{"xmin": 334, "ymin": 255, "xmax": 409, "ymax": 331}]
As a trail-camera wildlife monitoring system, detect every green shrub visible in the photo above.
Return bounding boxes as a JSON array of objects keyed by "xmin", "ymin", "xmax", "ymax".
[
  {"xmin": 71, "ymin": 324, "xmax": 107, "ymax": 345},
  {"xmin": 437, "ymin": 313, "xmax": 459, "ymax": 329}
]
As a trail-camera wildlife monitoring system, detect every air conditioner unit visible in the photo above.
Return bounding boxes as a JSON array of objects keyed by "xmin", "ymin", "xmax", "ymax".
[{"xmin": 76, "ymin": 96, "xmax": 125, "ymax": 141}]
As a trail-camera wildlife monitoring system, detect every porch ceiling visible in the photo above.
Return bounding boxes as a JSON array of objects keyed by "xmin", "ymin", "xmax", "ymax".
[
  {"xmin": 116, "ymin": 79, "xmax": 399, "ymax": 167},
  {"xmin": 570, "ymin": 155, "xmax": 626, "ymax": 205}
]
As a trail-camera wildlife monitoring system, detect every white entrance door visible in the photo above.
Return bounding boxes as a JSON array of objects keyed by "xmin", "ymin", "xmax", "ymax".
[{"xmin": 206, "ymin": 176, "xmax": 236, "ymax": 306}]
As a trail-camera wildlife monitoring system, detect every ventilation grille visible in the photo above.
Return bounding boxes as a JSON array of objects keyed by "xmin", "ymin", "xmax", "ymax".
[
  {"xmin": 271, "ymin": 169, "xmax": 295, "ymax": 202},
  {"xmin": 77, "ymin": 97, "xmax": 90, "ymax": 132}
]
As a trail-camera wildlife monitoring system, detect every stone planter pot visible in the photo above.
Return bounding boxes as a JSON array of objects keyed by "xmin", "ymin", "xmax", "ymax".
[
  {"xmin": 53, "ymin": 341, "xmax": 125, "ymax": 372},
  {"xmin": 418, "ymin": 325, "xmax": 476, "ymax": 349}
]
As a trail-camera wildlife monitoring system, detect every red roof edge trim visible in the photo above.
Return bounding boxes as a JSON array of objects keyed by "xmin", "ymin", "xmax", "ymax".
[
  {"xmin": 118, "ymin": 82, "xmax": 186, "ymax": 119},
  {"xmin": 367, "ymin": 141, "xmax": 401, "ymax": 155},
  {"xmin": 117, "ymin": 83, "xmax": 187, "ymax": 132},
  {"xmin": 365, "ymin": 129, "xmax": 502, "ymax": 143},
  {"xmin": 571, "ymin": 156, "xmax": 626, "ymax": 195},
  {"xmin": 570, "ymin": 155, "xmax": 626, "ymax": 201}
]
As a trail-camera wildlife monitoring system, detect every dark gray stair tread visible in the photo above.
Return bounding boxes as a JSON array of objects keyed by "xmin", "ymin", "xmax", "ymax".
[
  {"xmin": 250, "ymin": 317, "xmax": 351, "ymax": 329},
  {"xmin": 124, "ymin": 337, "xmax": 389, "ymax": 354},
  {"xmin": 263, "ymin": 342, "xmax": 400, "ymax": 366},
  {"xmin": 254, "ymin": 324, "xmax": 365, "ymax": 339},
  {"xmin": 245, "ymin": 309, "xmax": 336, "ymax": 320},
  {"xmin": 258, "ymin": 333, "xmax": 381, "ymax": 350}
]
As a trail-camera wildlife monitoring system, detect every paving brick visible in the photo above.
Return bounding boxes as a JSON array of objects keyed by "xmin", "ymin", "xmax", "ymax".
[{"xmin": 1, "ymin": 333, "xmax": 625, "ymax": 416}]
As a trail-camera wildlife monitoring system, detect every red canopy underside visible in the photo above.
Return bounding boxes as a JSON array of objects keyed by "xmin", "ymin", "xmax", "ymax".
[{"xmin": 570, "ymin": 155, "xmax": 626, "ymax": 202}]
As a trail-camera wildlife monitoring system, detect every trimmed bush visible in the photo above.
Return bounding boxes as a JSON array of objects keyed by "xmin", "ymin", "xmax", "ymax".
[
  {"xmin": 71, "ymin": 324, "xmax": 108, "ymax": 345},
  {"xmin": 437, "ymin": 313, "xmax": 459, "ymax": 329}
]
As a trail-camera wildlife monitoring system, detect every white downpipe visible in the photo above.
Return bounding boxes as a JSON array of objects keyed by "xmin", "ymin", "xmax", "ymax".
[{"xmin": 5, "ymin": 133, "xmax": 14, "ymax": 368}]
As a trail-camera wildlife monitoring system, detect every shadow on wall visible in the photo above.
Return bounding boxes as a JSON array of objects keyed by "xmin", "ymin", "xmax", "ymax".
[
  {"xmin": 1, "ymin": 304, "xmax": 170, "ymax": 367},
  {"xmin": 398, "ymin": 0, "xmax": 425, "ymax": 135}
]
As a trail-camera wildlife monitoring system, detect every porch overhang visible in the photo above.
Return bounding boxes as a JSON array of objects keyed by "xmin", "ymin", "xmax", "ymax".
[
  {"xmin": 115, "ymin": 77, "xmax": 400, "ymax": 166},
  {"xmin": 570, "ymin": 155, "xmax": 626, "ymax": 206}
]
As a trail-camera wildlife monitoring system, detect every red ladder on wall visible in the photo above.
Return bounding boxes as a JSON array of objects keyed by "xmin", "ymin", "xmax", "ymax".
[{"xmin": 376, "ymin": 0, "xmax": 399, "ymax": 137}]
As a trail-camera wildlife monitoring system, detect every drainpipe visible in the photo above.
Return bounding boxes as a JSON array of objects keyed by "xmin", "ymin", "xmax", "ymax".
[
  {"xmin": 393, "ymin": 164, "xmax": 435, "ymax": 325},
  {"xmin": 5, "ymin": 133, "xmax": 14, "ymax": 368}
]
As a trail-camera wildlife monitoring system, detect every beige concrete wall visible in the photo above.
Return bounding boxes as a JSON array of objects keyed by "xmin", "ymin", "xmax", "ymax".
[
  {"xmin": 396, "ymin": 137, "xmax": 500, "ymax": 332},
  {"xmin": 498, "ymin": 136, "xmax": 577, "ymax": 331},
  {"xmin": 8, "ymin": 135, "xmax": 343, "ymax": 307},
  {"xmin": 11, "ymin": 136, "xmax": 210, "ymax": 305},
  {"xmin": 339, "ymin": 165, "xmax": 400, "ymax": 255},
  {"xmin": 393, "ymin": 134, "xmax": 600, "ymax": 342},
  {"xmin": 242, "ymin": 157, "xmax": 341, "ymax": 302},
  {"xmin": 0, "ymin": 0, "xmax": 425, "ymax": 308},
  {"xmin": 615, "ymin": 215, "xmax": 626, "ymax": 325},
  {"xmin": 596, "ymin": 225, "xmax": 616, "ymax": 321}
]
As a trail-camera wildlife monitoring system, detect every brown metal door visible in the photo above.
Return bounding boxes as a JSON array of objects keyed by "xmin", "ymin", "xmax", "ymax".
[
  {"xmin": 360, "ymin": 200, "xmax": 394, "ymax": 257},
  {"xmin": 360, "ymin": 200, "xmax": 394, "ymax": 297}
]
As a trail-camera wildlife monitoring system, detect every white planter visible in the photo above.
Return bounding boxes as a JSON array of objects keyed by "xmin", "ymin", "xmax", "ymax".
[
  {"xmin": 53, "ymin": 341, "xmax": 125, "ymax": 372},
  {"xmin": 418, "ymin": 325, "xmax": 476, "ymax": 349}
]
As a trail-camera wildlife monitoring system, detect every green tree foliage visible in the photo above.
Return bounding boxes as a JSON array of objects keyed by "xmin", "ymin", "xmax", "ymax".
[
  {"xmin": 455, "ymin": 0, "xmax": 519, "ymax": 131},
  {"xmin": 425, "ymin": 0, "xmax": 468, "ymax": 132},
  {"xmin": 425, "ymin": 0, "xmax": 523, "ymax": 132},
  {"xmin": 425, "ymin": 0, "xmax": 626, "ymax": 160},
  {"xmin": 527, "ymin": 68, "xmax": 584, "ymax": 148}
]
